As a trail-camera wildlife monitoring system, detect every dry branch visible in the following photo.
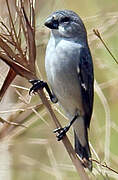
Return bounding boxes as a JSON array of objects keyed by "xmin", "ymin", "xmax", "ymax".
[
  {"xmin": 92, "ymin": 159, "xmax": 118, "ymax": 175},
  {"xmin": 93, "ymin": 29, "xmax": 118, "ymax": 64}
]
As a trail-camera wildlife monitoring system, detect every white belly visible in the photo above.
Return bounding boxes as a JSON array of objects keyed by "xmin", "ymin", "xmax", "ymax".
[{"xmin": 45, "ymin": 37, "xmax": 84, "ymax": 117}]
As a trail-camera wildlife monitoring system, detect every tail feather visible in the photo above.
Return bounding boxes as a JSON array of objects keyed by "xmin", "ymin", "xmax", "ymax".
[{"xmin": 74, "ymin": 131, "xmax": 92, "ymax": 171}]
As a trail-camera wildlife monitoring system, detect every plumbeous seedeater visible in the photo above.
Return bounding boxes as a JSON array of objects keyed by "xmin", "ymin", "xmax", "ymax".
[
  {"xmin": 44, "ymin": 10, "xmax": 94, "ymax": 171},
  {"xmin": 29, "ymin": 10, "xmax": 94, "ymax": 171}
]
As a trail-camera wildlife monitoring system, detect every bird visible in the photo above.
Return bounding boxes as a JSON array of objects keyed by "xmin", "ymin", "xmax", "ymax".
[
  {"xmin": 44, "ymin": 10, "xmax": 94, "ymax": 171},
  {"xmin": 29, "ymin": 9, "xmax": 94, "ymax": 171}
]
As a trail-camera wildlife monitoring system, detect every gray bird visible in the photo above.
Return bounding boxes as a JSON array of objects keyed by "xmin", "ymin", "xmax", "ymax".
[
  {"xmin": 44, "ymin": 10, "xmax": 94, "ymax": 170},
  {"xmin": 29, "ymin": 9, "xmax": 94, "ymax": 171}
]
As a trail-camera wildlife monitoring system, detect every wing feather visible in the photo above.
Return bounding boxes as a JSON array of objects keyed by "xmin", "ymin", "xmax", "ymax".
[{"xmin": 78, "ymin": 47, "xmax": 94, "ymax": 128}]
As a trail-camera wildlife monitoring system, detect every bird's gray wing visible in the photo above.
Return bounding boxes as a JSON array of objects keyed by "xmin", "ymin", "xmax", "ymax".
[{"xmin": 78, "ymin": 47, "xmax": 94, "ymax": 128}]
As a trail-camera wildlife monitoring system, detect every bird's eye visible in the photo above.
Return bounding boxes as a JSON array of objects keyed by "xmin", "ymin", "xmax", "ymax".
[{"xmin": 60, "ymin": 17, "xmax": 70, "ymax": 23}]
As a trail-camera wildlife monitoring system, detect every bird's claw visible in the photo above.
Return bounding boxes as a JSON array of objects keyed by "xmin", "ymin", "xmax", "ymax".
[
  {"xmin": 53, "ymin": 126, "xmax": 69, "ymax": 141},
  {"xmin": 29, "ymin": 79, "xmax": 58, "ymax": 103},
  {"xmin": 29, "ymin": 80, "xmax": 46, "ymax": 95}
]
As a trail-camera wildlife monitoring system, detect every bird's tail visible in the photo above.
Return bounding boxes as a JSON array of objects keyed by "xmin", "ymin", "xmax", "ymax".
[{"xmin": 74, "ymin": 131, "xmax": 92, "ymax": 171}]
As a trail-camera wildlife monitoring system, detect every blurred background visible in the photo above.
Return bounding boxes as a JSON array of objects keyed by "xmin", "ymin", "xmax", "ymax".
[{"xmin": 0, "ymin": 0, "xmax": 118, "ymax": 179}]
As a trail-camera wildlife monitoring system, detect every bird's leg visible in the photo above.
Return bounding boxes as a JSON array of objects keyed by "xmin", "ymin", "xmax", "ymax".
[
  {"xmin": 54, "ymin": 113, "xmax": 78, "ymax": 141},
  {"xmin": 29, "ymin": 79, "xmax": 58, "ymax": 103}
]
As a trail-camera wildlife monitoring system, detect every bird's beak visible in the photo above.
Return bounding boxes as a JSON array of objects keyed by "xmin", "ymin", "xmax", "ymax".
[{"xmin": 44, "ymin": 16, "xmax": 59, "ymax": 29}]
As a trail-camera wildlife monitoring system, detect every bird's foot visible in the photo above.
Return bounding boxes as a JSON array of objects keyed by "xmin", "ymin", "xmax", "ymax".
[
  {"xmin": 53, "ymin": 113, "xmax": 79, "ymax": 141},
  {"xmin": 29, "ymin": 79, "xmax": 46, "ymax": 94},
  {"xmin": 53, "ymin": 126, "xmax": 69, "ymax": 141},
  {"xmin": 29, "ymin": 79, "xmax": 58, "ymax": 103}
]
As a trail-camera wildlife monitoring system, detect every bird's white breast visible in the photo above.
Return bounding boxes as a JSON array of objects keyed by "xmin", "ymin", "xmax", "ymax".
[{"xmin": 45, "ymin": 34, "xmax": 84, "ymax": 116}]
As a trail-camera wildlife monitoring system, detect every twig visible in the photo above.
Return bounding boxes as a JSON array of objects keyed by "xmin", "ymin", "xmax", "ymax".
[
  {"xmin": 0, "ymin": 118, "xmax": 26, "ymax": 128},
  {"xmin": 92, "ymin": 159, "xmax": 118, "ymax": 175},
  {"xmin": 6, "ymin": 0, "xmax": 25, "ymax": 60},
  {"xmin": 93, "ymin": 29, "xmax": 118, "ymax": 64}
]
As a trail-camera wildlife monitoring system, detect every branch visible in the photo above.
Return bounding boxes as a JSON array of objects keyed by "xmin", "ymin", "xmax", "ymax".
[
  {"xmin": 93, "ymin": 29, "xmax": 118, "ymax": 64},
  {"xmin": 92, "ymin": 159, "xmax": 118, "ymax": 175},
  {"xmin": 0, "ymin": 117, "xmax": 26, "ymax": 128}
]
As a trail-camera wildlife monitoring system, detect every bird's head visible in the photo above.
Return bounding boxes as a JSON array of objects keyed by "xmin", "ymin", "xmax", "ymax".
[{"xmin": 44, "ymin": 10, "xmax": 87, "ymax": 42}]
